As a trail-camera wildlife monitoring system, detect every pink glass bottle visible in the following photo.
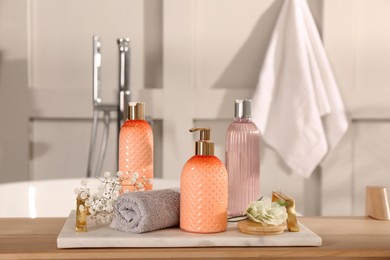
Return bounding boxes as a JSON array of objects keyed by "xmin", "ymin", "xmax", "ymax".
[
  {"xmin": 226, "ymin": 100, "xmax": 260, "ymax": 216},
  {"xmin": 119, "ymin": 102, "xmax": 153, "ymax": 193},
  {"xmin": 180, "ymin": 128, "xmax": 228, "ymax": 233}
]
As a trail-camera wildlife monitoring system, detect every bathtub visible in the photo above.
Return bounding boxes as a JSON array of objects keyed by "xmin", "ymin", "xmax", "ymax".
[{"xmin": 0, "ymin": 178, "xmax": 180, "ymax": 218}]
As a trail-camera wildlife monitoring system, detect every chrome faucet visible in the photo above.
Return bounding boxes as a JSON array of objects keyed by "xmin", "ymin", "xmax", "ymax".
[
  {"xmin": 86, "ymin": 36, "xmax": 131, "ymax": 178},
  {"xmin": 117, "ymin": 38, "xmax": 131, "ymax": 135}
]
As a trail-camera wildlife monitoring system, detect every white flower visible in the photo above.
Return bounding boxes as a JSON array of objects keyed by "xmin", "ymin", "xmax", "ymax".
[
  {"xmin": 130, "ymin": 176, "xmax": 137, "ymax": 184},
  {"xmin": 79, "ymin": 205, "xmax": 85, "ymax": 212},
  {"xmin": 81, "ymin": 179, "xmax": 88, "ymax": 186},
  {"xmin": 74, "ymin": 188, "xmax": 81, "ymax": 195},
  {"xmin": 105, "ymin": 214, "xmax": 112, "ymax": 223},
  {"xmin": 80, "ymin": 191, "xmax": 88, "ymax": 200},
  {"xmin": 89, "ymin": 208, "xmax": 95, "ymax": 215},
  {"xmin": 98, "ymin": 184, "xmax": 105, "ymax": 192},
  {"xmin": 105, "ymin": 204, "xmax": 113, "ymax": 212},
  {"xmin": 75, "ymin": 172, "xmax": 120, "ymax": 226},
  {"xmin": 116, "ymin": 171, "xmax": 123, "ymax": 177},
  {"xmin": 245, "ymin": 200, "xmax": 287, "ymax": 226}
]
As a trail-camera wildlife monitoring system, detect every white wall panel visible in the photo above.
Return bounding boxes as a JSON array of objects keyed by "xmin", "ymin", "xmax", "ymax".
[
  {"xmin": 30, "ymin": 0, "xmax": 145, "ymax": 99},
  {"xmin": 195, "ymin": 0, "xmax": 280, "ymax": 90},
  {"xmin": 353, "ymin": 121, "xmax": 390, "ymax": 215},
  {"xmin": 0, "ymin": 0, "xmax": 29, "ymax": 183},
  {"xmin": 31, "ymin": 119, "xmax": 98, "ymax": 180},
  {"xmin": 323, "ymin": 0, "xmax": 390, "ymax": 216},
  {"xmin": 355, "ymin": 0, "xmax": 390, "ymax": 89}
]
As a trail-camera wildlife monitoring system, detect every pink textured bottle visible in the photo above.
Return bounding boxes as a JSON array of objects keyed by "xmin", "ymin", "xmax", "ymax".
[
  {"xmin": 119, "ymin": 102, "xmax": 153, "ymax": 193},
  {"xmin": 226, "ymin": 100, "xmax": 260, "ymax": 216},
  {"xmin": 180, "ymin": 128, "xmax": 228, "ymax": 233}
]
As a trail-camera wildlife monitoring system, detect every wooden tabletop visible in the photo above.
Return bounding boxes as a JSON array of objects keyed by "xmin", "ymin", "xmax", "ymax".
[{"xmin": 1, "ymin": 216, "xmax": 390, "ymax": 259}]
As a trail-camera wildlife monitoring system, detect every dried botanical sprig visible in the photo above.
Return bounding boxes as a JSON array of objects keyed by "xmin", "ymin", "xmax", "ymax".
[
  {"xmin": 118, "ymin": 171, "xmax": 152, "ymax": 192},
  {"xmin": 74, "ymin": 172, "xmax": 121, "ymax": 225}
]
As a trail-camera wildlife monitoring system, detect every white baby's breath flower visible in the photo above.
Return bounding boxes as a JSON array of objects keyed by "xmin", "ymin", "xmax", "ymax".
[
  {"xmin": 81, "ymin": 179, "xmax": 88, "ymax": 186},
  {"xmin": 105, "ymin": 204, "xmax": 113, "ymax": 212},
  {"xmin": 116, "ymin": 171, "xmax": 123, "ymax": 177},
  {"xmin": 95, "ymin": 218, "xmax": 103, "ymax": 225},
  {"xmin": 245, "ymin": 200, "xmax": 287, "ymax": 226},
  {"xmin": 76, "ymin": 171, "xmax": 120, "ymax": 226},
  {"xmin": 88, "ymin": 207, "xmax": 95, "ymax": 214},
  {"xmin": 130, "ymin": 177, "xmax": 136, "ymax": 184},
  {"xmin": 105, "ymin": 214, "xmax": 112, "ymax": 223},
  {"xmin": 98, "ymin": 184, "xmax": 105, "ymax": 192},
  {"xmin": 80, "ymin": 191, "xmax": 88, "ymax": 200},
  {"xmin": 74, "ymin": 188, "xmax": 81, "ymax": 195}
]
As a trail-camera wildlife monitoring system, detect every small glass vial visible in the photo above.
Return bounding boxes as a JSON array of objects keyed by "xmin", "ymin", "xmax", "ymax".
[{"xmin": 75, "ymin": 194, "xmax": 88, "ymax": 232}]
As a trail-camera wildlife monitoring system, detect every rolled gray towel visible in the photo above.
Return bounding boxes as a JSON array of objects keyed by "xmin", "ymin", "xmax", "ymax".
[{"xmin": 109, "ymin": 188, "xmax": 180, "ymax": 233}]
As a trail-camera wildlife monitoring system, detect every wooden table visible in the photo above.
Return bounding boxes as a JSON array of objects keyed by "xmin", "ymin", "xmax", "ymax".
[{"xmin": 1, "ymin": 216, "xmax": 390, "ymax": 259}]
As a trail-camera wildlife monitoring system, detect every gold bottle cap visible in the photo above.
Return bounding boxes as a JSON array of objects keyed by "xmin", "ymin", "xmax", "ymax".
[
  {"xmin": 189, "ymin": 127, "xmax": 214, "ymax": 156},
  {"xmin": 128, "ymin": 102, "xmax": 145, "ymax": 120}
]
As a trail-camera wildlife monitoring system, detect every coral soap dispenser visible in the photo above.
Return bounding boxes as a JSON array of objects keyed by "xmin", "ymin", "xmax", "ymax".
[
  {"xmin": 180, "ymin": 128, "xmax": 228, "ymax": 233},
  {"xmin": 119, "ymin": 102, "xmax": 153, "ymax": 193}
]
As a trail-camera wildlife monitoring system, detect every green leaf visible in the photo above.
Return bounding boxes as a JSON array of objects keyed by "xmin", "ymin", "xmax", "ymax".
[{"xmin": 277, "ymin": 199, "xmax": 289, "ymax": 207}]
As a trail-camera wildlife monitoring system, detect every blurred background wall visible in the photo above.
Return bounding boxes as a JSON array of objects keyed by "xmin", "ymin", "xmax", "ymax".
[{"xmin": 1, "ymin": 0, "xmax": 389, "ymax": 216}]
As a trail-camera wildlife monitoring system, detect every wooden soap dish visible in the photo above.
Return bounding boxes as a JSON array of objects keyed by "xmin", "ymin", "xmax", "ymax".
[{"xmin": 237, "ymin": 220, "xmax": 287, "ymax": 236}]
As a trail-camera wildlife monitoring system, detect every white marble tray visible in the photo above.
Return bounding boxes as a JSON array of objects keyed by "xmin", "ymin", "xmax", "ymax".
[{"xmin": 57, "ymin": 211, "xmax": 322, "ymax": 248}]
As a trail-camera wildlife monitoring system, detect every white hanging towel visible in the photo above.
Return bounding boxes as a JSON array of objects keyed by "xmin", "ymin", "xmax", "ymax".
[{"xmin": 252, "ymin": 0, "xmax": 348, "ymax": 178}]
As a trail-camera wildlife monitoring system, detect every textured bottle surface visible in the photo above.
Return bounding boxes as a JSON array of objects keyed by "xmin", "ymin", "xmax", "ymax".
[
  {"xmin": 226, "ymin": 118, "xmax": 260, "ymax": 216},
  {"xmin": 119, "ymin": 120, "xmax": 153, "ymax": 193},
  {"xmin": 180, "ymin": 155, "xmax": 228, "ymax": 233}
]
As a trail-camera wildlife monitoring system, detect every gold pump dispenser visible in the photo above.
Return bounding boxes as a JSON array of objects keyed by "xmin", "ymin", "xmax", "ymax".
[
  {"xmin": 190, "ymin": 128, "xmax": 214, "ymax": 156},
  {"xmin": 128, "ymin": 102, "xmax": 145, "ymax": 120}
]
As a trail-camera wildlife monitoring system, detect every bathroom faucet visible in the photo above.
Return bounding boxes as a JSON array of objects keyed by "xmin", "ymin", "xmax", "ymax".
[
  {"xmin": 86, "ymin": 36, "xmax": 131, "ymax": 178},
  {"xmin": 117, "ymin": 38, "xmax": 132, "ymax": 135}
]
